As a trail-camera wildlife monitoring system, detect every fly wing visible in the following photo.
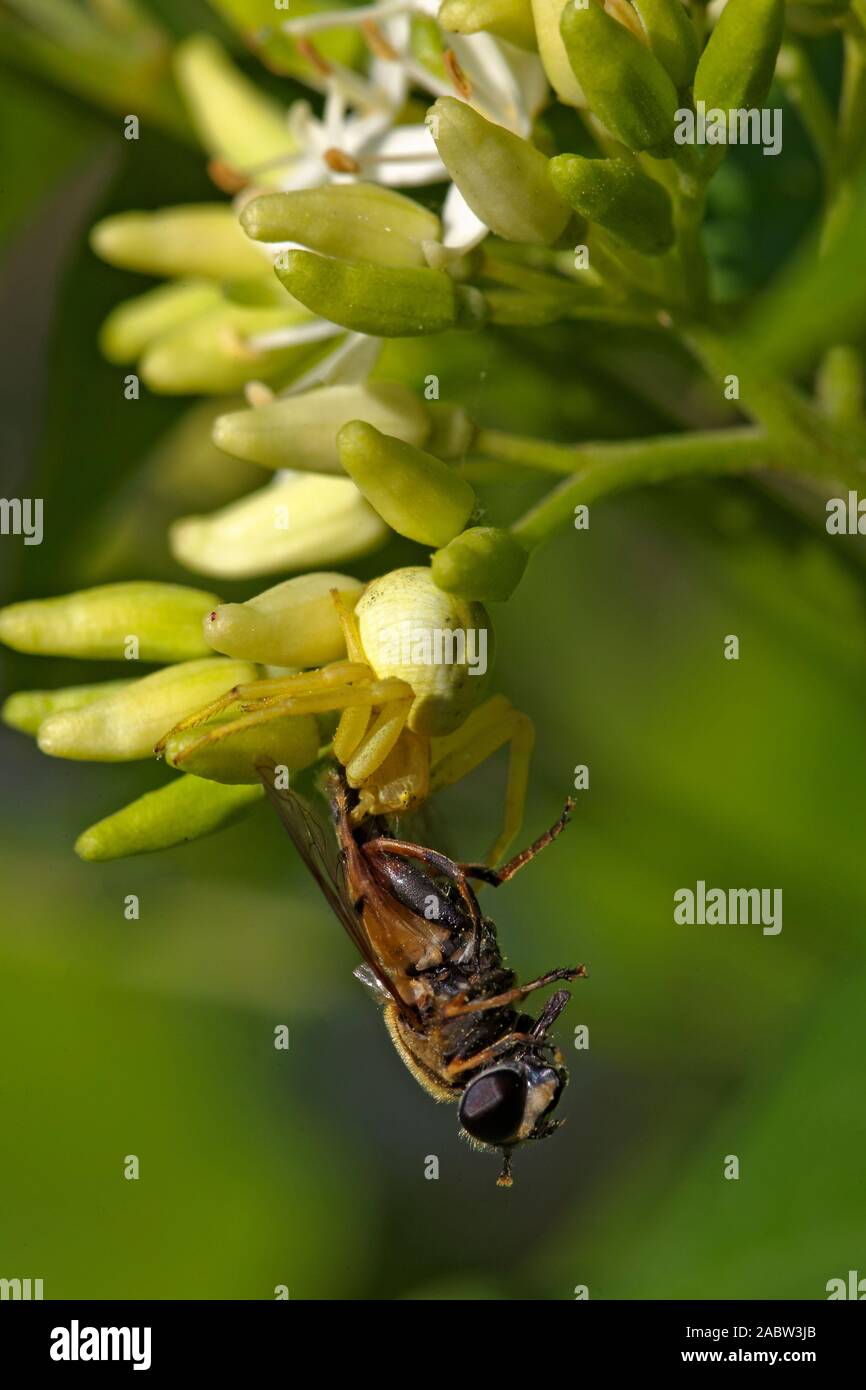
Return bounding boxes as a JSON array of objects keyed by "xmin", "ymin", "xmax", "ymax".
[{"xmin": 256, "ymin": 759, "xmax": 413, "ymax": 1017}]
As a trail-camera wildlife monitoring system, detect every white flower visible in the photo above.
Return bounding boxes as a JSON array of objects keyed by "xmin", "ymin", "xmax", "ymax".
[{"xmin": 277, "ymin": 3, "xmax": 548, "ymax": 255}]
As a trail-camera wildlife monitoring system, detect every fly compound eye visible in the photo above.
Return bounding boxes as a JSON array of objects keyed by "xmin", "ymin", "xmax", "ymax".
[{"xmin": 459, "ymin": 1067, "xmax": 527, "ymax": 1146}]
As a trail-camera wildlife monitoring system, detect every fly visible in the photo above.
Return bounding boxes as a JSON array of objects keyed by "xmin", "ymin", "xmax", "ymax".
[{"xmin": 258, "ymin": 759, "xmax": 586, "ymax": 1187}]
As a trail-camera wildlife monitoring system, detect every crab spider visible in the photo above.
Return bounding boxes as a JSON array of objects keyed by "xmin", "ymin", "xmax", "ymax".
[{"xmin": 157, "ymin": 567, "xmax": 534, "ymax": 866}]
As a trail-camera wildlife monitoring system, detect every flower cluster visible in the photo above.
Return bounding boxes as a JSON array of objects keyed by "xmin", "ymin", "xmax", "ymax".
[{"xmin": 2, "ymin": 0, "xmax": 864, "ymax": 860}]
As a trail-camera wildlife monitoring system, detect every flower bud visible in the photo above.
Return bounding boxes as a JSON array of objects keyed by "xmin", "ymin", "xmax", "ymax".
[
  {"xmin": 99, "ymin": 280, "xmax": 221, "ymax": 364},
  {"xmin": 170, "ymin": 473, "xmax": 388, "ymax": 579},
  {"xmin": 164, "ymin": 709, "xmax": 319, "ymax": 784},
  {"xmin": 75, "ymin": 775, "xmax": 263, "ymax": 862},
  {"xmin": 548, "ymin": 154, "xmax": 674, "ymax": 255},
  {"xmin": 174, "ymin": 35, "xmax": 297, "ymax": 183},
  {"xmin": 632, "ymin": 0, "xmax": 699, "ymax": 90},
  {"xmin": 212, "ymin": 383, "xmax": 431, "ymax": 473},
  {"xmin": 205, "ymin": 571, "xmax": 365, "ymax": 667},
  {"xmin": 338, "ymin": 421, "xmax": 476, "ymax": 547},
  {"xmin": 0, "ymin": 582, "xmax": 219, "ymax": 661},
  {"xmin": 37, "ymin": 658, "xmax": 258, "ymax": 762},
  {"xmin": 439, "ymin": 0, "xmax": 537, "ymax": 50},
  {"xmin": 274, "ymin": 250, "xmax": 487, "ymax": 337},
  {"xmin": 531, "ymin": 0, "xmax": 589, "ymax": 107},
  {"xmin": 90, "ymin": 205, "xmax": 268, "ymax": 281},
  {"xmin": 356, "ymin": 567, "xmax": 492, "ymax": 737},
  {"xmin": 139, "ymin": 301, "xmax": 315, "ymax": 395},
  {"xmin": 424, "ymin": 402, "xmax": 478, "ymax": 460},
  {"xmin": 431, "ymin": 526, "xmax": 529, "ymax": 601},
  {"xmin": 428, "ymin": 97, "xmax": 570, "ymax": 246},
  {"xmin": 241, "ymin": 185, "xmax": 441, "ymax": 268},
  {"xmin": 560, "ymin": 1, "xmax": 680, "ymax": 155},
  {"xmin": 3, "ymin": 680, "xmax": 134, "ymax": 736},
  {"xmin": 694, "ymin": 0, "xmax": 784, "ymax": 171}
]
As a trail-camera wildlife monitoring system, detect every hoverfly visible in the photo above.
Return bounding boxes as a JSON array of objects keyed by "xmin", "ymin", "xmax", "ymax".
[{"xmin": 258, "ymin": 759, "xmax": 585, "ymax": 1187}]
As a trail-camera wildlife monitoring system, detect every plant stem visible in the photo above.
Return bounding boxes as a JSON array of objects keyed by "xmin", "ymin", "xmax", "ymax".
[
  {"xmin": 509, "ymin": 428, "xmax": 776, "ymax": 548},
  {"xmin": 824, "ymin": 26, "xmax": 866, "ymax": 245},
  {"xmin": 683, "ymin": 324, "xmax": 866, "ymax": 488},
  {"xmin": 673, "ymin": 170, "xmax": 710, "ymax": 316},
  {"xmin": 778, "ymin": 42, "xmax": 837, "ymax": 181}
]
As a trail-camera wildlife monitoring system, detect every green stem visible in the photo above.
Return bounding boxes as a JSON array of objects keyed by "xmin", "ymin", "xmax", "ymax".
[
  {"xmin": 682, "ymin": 324, "xmax": 866, "ymax": 488},
  {"xmin": 778, "ymin": 41, "xmax": 837, "ymax": 182},
  {"xmin": 824, "ymin": 27, "xmax": 866, "ymax": 245},
  {"xmin": 673, "ymin": 171, "xmax": 710, "ymax": 317},
  {"xmin": 510, "ymin": 428, "xmax": 776, "ymax": 548}
]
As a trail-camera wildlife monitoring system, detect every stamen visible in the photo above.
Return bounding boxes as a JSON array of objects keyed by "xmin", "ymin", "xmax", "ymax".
[
  {"xmin": 361, "ymin": 19, "xmax": 399, "ymax": 61},
  {"xmin": 324, "ymin": 147, "xmax": 362, "ymax": 173},
  {"xmin": 207, "ymin": 158, "xmax": 249, "ymax": 194},
  {"xmin": 297, "ymin": 37, "xmax": 333, "ymax": 77},
  {"xmin": 245, "ymin": 381, "xmax": 276, "ymax": 408},
  {"xmin": 443, "ymin": 49, "xmax": 472, "ymax": 101}
]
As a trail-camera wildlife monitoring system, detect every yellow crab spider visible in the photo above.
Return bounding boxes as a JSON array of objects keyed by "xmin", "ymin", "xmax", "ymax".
[{"xmin": 158, "ymin": 567, "xmax": 535, "ymax": 866}]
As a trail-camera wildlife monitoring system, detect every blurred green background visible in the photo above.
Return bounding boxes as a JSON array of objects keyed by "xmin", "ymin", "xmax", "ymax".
[{"xmin": 1, "ymin": 5, "xmax": 865, "ymax": 1301}]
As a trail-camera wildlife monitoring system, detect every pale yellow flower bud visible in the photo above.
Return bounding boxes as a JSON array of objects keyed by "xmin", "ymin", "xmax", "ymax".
[
  {"xmin": 0, "ymin": 582, "xmax": 219, "ymax": 662},
  {"xmin": 37, "ymin": 659, "xmax": 258, "ymax": 762},
  {"xmin": 212, "ymin": 382, "xmax": 432, "ymax": 473},
  {"xmin": 205, "ymin": 571, "xmax": 364, "ymax": 667},
  {"xmin": 170, "ymin": 473, "xmax": 388, "ymax": 579}
]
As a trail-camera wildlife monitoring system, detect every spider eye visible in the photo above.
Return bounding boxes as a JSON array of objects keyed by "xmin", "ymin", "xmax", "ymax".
[{"xmin": 459, "ymin": 1067, "xmax": 527, "ymax": 1145}]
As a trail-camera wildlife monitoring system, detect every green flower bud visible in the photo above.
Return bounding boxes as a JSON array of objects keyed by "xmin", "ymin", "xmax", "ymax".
[
  {"xmin": 241, "ymin": 185, "xmax": 441, "ymax": 268},
  {"xmin": 174, "ymin": 35, "xmax": 296, "ymax": 182},
  {"xmin": 694, "ymin": 0, "xmax": 784, "ymax": 168},
  {"xmin": 139, "ymin": 301, "xmax": 315, "ymax": 395},
  {"xmin": 0, "ymin": 582, "xmax": 219, "ymax": 661},
  {"xmin": 424, "ymin": 402, "xmax": 478, "ymax": 460},
  {"xmin": 632, "ymin": 0, "xmax": 699, "ymax": 89},
  {"xmin": 337, "ymin": 421, "xmax": 476, "ymax": 547},
  {"xmin": 205, "ymin": 572, "xmax": 365, "ymax": 667},
  {"xmin": 99, "ymin": 280, "xmax": 222, "ymax": 364},
  {"xmin": 560, "ymin": 1, "xmax": 680, "ymax": 155},
  {"xmin": 3, "ymin": 681, "xmax": 134, "ymax": 736},
  {"xmin": 37, "ymin": 658, "xmax": 258, "ymax": 762},
  {"xmin": 75, "ymin": 775, "xmax": 263, "ymax": 862},
  {"xmin": 431, "ymin": 526, "xmax": 529, "ymax": 601},
  {"xmin": 274, "ymin": 250, "xmax": 487, "ymax": 338},
  {"xmin": 410, "ymin": 14, "xmax": 449, "ymax": 81},
  {"xmin": 213, "ymin": 383, "xmax": 431, "ymax": 473},
  {"xmin": 170, "ymin": 473, "xmax": 388, "ymax": 579},
  {"xmin": 439, "ymin": 0, "xmax": 537, "ymax": 50},
  {"xmin": 164, "ymin": 709, "xmax": 319, "ymax": 784},
  {"xmin": 531, "ymin": 0, "xmax": 588, "ymax": 107},
  {"xmin": 90, "ymin": 205, "xmax": 268, "ymax": 281},
  {"xmin": 548, "ymin": 154, "xmax": 674, "ymax": 255},
  {"xmin": 428, "ymin": 97, "xmax": 570, "ymax": 245}
]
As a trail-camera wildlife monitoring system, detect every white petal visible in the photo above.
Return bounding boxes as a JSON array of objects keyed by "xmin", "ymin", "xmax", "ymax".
[
  {"xmin": 245, "ymin": 319, "xmax": 345, "ymax": 352},
  {"xmin": 280, "ymin": 2, "xmax": 414, "ymax": 36},
  {"xmin": 362, "ymin": 123, "xmax": 445, "ymax": 186},
  {"xmin": 440, "ymin": 183, "xmax": 489, "ymax": 251},
  {"xmin": 287, "ymin": 333, "xmax": 385, "ymax": 395}
]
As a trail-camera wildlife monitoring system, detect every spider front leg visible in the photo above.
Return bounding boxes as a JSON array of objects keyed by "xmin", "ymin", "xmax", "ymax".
[
  {"xmin": 156, "ymin": 662, "xmax": 412, "ymax": 769},
  {"xmin": 429, "ymin": 695, "xmax": 535, "ymax": 866}
]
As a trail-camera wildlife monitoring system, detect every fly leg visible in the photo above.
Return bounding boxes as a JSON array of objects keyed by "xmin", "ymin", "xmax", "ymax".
[
  {"xmin": 444, "ymin": 991, "xmax": 572, "ymax": 1076},
  {"xmin": 445, "ymin": 1032, "xmax": 538, "ymax": 1078},
  {"xmin": 459, "ymin": 797, "xmax": 576, "ymax": 888},
  {"xmin": 442, "ymin": 966, "xmax": 586, "ymax": 1019}
]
